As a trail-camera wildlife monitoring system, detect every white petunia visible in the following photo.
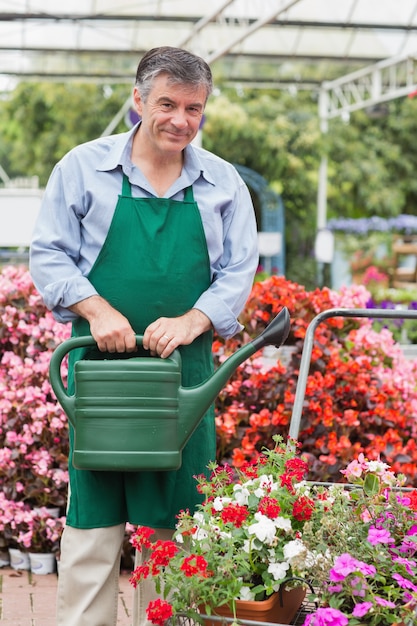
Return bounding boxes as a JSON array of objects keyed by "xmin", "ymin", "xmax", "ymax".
[
  {"xmin": 238, "ymin": 586, "xmax": 256, "ymax": 601},
  {"xmin": 267, "ymin": 560, "xmax": 290, "ymax": 580},
  {"xmin": 248, "ymin": 512, "xmax": 277, "ymax": 544},
  {"xmin": 193, "ymin": 527, "xmax": 209, "ymax": 541},
  {"xmin": 242, "ymin": 539, "xmax": 251, "ymax": 553},
  {"xmin": 212, "ymin": 496, "xmax": 232, "ymax": 511},
  {"xmin": 274, "ymin": 516, "xmax": 292, "ymax": 532},
  {"xmin": 283, "ymin": 538, "xmax": 305, "ymax": 560},
  {"xmin": 233, "ymin": 484, "xmax": 251, "ymax": 506}
]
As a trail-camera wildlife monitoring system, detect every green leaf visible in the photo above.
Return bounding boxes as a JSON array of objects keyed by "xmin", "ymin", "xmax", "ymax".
[{"xmin": 363, "ymin": 473, "xmax": 379, "ymax": 497}]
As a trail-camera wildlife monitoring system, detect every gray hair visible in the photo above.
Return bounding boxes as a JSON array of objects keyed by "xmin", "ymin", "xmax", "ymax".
[{"xmin": 135, "ymin": 47, "xmax": 213, "ymax": 103}]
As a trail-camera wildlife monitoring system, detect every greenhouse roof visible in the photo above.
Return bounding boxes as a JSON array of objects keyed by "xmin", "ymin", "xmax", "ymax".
[{"xmin": 2, "ymin": 0, "xmax": 417, "ymax": 90}]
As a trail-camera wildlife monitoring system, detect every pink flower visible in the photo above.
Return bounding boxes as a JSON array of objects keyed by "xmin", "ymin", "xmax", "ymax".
[
  {"xmin": 352, "ymin": 601, "xmax": 372, "ymax": 617},
  {"xmin": 392, "ymin": 573, "xmax": 417, "ymax": 592},
  {"xmin": 375, "ymin": 597, "xmax": 396, "ymax": 608},
  {"xmin": 330, "ymin": 553, "xmax": 376, "ymax": 582},
  {"xmin": 303, "ymin": 607, "xmax": 348, "ymax": 625},
  {"xmin": 367, "ymin": 526, "xmax": 394, "ymax": 546}
]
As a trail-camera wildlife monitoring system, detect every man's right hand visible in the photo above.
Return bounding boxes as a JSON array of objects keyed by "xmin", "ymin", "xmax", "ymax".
[{"xmin": 69, "ymin": 295, "xmax": 137, "ymax": 353}]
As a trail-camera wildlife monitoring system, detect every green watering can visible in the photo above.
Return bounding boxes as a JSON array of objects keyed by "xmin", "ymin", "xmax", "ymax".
[{"xmin": 49, "ymin": 307, "xmax": 290, "ymax": 472}]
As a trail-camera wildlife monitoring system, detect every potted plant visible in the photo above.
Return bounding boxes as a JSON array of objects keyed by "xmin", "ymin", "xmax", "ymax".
[
  {"xmin": 302, "ymin": 455, "xmax": 417, "ymax": 625},
  {"xmin": 0, "ymin": 495, "xmax": 34, "ymax": 570},
  {"xmin": 27, "ymin": 507, "xmax": 65, "ymax": 574},
  {"xmin": 130, "ymin": 437, "xmax": 417, "ymax": 626},
  {"xmin": 27, "ymin": 507, "xmax": 65, "ymax": 555},
  {"xmin": 130, "ymin": 436, "xmax": 314, "ymax": 625}
]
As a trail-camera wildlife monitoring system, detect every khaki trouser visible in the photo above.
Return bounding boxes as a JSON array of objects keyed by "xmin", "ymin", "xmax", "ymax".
[{"xmin": 57, "ymin": 524, "xmax": 173, "ymax": 626}]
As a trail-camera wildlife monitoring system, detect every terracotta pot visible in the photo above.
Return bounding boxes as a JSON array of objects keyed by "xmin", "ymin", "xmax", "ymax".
[{"xmin": 201, "ymin": 586, "xmax": 306, "ymax": 626}]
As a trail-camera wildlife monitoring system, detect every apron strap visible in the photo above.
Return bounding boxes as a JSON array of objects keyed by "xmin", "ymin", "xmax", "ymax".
[
  {"xmin": 122, "ymin": 174, "xmax": 132, "ymax": 197},
  {"xmin": 122, "ymin": 173, "xmax": 194, "ymax": 202},
  {"xmin": 183, "ymin": 186, "xmax": 195, "ymax": 202}
]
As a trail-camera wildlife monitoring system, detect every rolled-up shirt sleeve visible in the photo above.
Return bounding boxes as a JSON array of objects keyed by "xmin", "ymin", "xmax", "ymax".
[
  {"xmin": 30, "ymin": 161, "xmax": 99, "ymax": 322},
  {"xmin": 192, "ymin": 177, "xmax": 258, "ymax": 338}
]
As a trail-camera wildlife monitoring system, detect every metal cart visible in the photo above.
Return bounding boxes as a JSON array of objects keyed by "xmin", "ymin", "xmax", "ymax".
[{"xmin": 184, "ymin": 307, "xmax": 417, "ymax": 626}]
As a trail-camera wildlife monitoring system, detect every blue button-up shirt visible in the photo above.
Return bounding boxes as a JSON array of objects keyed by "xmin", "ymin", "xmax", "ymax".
[{"xmin": 30, "ymin": 124, "xmax": 258, "ymax": 338}]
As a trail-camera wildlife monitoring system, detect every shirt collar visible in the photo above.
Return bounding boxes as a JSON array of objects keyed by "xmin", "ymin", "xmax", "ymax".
[
  {"xmin": 96, "ymin": 124, "xmax": 138, "ymax": 173},
  {"xmin": 183, "ymin": 144, "xmax": 215, "ymax": 187},
  {"xmin": 96, "ymin": 122, "xmax": 215, "ymax": 187}
]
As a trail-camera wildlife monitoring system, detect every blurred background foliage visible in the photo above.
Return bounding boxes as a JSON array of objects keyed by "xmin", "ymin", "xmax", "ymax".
[{"xmin": 2, "ymin": 82, "xmax": 417, "ymax": 288}]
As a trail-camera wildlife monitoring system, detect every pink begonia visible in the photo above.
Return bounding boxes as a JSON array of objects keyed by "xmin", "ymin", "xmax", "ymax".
[
  {"xmin": 0, "ymin": 448, "xmax": 14, "ymax": 468},
  {"xmin": 51, "ymin": 469, "xmax": 69, "ymax": 486},
  {"xmin": 329, "ymin": 284, "xmax": 371, "ymax": 309},
  {"xmin": 340, "ymin": 458, "xmax": 363, "ymax": 480}
]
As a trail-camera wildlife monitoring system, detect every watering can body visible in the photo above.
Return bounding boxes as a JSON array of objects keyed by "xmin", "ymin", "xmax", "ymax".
[
  {"xmin": 49, "ymin": 307, "xmax": 290, "ymax": 472},
  {"xmin": 70, "ymin": 350, "xmax": 182, "ymax": 470}
]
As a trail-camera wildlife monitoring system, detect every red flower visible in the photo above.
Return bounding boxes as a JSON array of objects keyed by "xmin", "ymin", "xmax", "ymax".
[
  {"xmin": 146, "ymin": 599, "xmax": 173, "ymax": 625},
  {"xmin": 258, "ymin": 496, "xmax": 281, "ymax": 518},
  {"xmin": 129, "ymin": 563, "xmax": 150, "ymax": 588},
  {"xmin": 131, "ymin": 526, "xmax": 155, "ymax": 551},
  {"xmin": 149, "ymin": 540, "xmax": 179, "ymax": 574},
  {"xmin": 240, "ymin": 460, "xmax": 259, "ymax": 479},
  {"xmin": 221, "ymin": 502, "xmax": 249, "ymax": 527},
  {"xmin": 285, "ymin": 457, "xmax": 309, "ymax": 481},
  {"xmin": 409, "ymin": 490, "xmax": 417, "ymax": 511},
  {"xmin": 180, "ymin": 554, "xmax": 211, "ymax": 577},
  {"xmin": 280, "ymin": 472, "xmax": 295, "ymax": 493},
  {"xmin": 292, "ymin": 495, "xmax": 315, "ymax": 521}
]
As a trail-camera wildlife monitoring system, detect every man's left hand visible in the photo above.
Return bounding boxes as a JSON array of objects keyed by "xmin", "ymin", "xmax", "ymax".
[{"xmin": 143, "ymin": 309, "xmax": 212, "ymax": 358}]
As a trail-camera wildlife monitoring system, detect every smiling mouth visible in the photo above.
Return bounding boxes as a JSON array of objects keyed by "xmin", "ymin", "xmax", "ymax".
[{"xmin": 163, "ymin": 127, "xmax": 190, "ymax": 137}]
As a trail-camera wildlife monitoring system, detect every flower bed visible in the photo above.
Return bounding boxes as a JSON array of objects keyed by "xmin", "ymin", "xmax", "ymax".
[
  {"xmin": 2, "ymin": 265, "xmax": 417, "ymax": 564},
  {"xmin": 213, "ymin": 277, "xmax": 417, "ymax": 486},
  {"xmin": 0, "ymin": 265, "xmax": 70, "ymax": 555}
]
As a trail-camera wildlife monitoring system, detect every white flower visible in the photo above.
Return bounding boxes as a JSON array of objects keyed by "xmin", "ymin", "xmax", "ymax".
[
  {"xmin": 193, "ymin": 511, "xmax": 205, "ymax": 524},
  {"xmin": 367, "ymin": 460, "xmax": 390, "ymax": 474},
  {"xmin": 233, "ymin": 484, "xmax": 251, "ymax": 506},
  {"xmin": 267, "ymin": 560, "xmax": 290, "ymax": 581},
  {"xmin": 212, "ymin": 496, "xmax": 232, "ymax": 511},
  {"xmin": 274, "ymin": 516, "xmax": 292, "ymax": 532},
  {"xmin": 238, "ymin": 586, "xmax": 256, "ymax": 601},
  {"xmin": 248, "ymin": 512, "xmax": 277, "ymax": 544},
  {"xmin": 254, "ymin": 474, "xmax": 278, "ymax": 498},
  {"xmin": 283, "ymin": 538, "xmax": 305, "ymax": 560},
  {"xmin": 193, "ymin": 527, "xmax": 209, "ymax": 541}
]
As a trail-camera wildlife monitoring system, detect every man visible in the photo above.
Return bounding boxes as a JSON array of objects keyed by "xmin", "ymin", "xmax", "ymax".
[{"xmin": 30, "ymin": 46, "xmax": 258, "ymax": 626}]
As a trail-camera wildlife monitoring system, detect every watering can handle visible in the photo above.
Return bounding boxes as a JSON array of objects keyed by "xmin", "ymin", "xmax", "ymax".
[{"xmin": 49, "ymin": 335, "xmax": 149, "ymax": 420}]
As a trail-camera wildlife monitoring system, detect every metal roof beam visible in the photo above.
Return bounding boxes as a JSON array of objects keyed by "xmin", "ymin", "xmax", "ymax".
[
  {"xmin": 206, "ymin": 0, "xmax": 303, "ymax": 64},
  {"xmin": 320, "ymin": 52, "xmax": 417, "ymax": 121},
  {"xmin": 3, "ymin": 13, "xmax": 417, "ymax": 32},
  {"xmin": 177, "ymin": 0, "xmax": 234, "ymax": 48}
]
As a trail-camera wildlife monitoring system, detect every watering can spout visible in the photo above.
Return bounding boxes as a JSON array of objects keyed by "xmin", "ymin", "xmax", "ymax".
[
  {"xmin": 177, "ymin": 306, "xmax": 291, "ymax": 449},
  {"xmin": 49, "ymin": 307, "xmax": 290, "ymax": 471}
]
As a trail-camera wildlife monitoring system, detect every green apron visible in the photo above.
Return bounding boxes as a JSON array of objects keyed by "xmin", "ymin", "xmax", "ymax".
[{"xmin": 66, "ymin": 174, "xmax": 215, "ymax": 529}]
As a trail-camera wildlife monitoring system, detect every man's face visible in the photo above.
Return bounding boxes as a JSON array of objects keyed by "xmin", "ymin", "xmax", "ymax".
[{"xmin": 133, "ymin": 74, "xmax": 207, "ymax": 155}]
